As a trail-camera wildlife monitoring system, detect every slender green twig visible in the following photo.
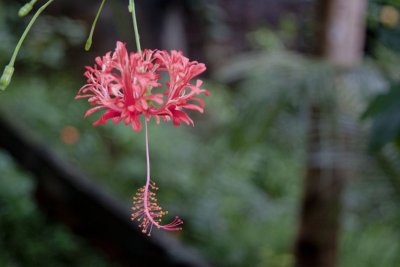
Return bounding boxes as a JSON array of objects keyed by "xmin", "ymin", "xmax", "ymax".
[
  {"xmin": 0, "ymin": 0, "xmax": 54, "ymax": 90},
  {"xmin": 10, "ymin": 0, "xmax": 54, "ymax": 67},
  {"xmin": 129, "ymin": 0, "xmax": 142, "ymax": 53},
  {"xmin": 85, "ymin": 0, "xmax": 106, "ymax": 51}
]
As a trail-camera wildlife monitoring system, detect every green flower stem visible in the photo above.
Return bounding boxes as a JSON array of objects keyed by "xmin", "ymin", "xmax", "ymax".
[
  {"xmin": 129, "ymin": 0, "xmax": 142, "ymax": 54},
  {"xmin": 9, "ymin": 0, "xmax": 54, "ymax": 68},
  {"xmin": 85, "ymin": 0, "xmax": 106, "ymax": 51},
  {"xmin": 1, "ymin": 0, "xmax": 54, "ymax": 91}
]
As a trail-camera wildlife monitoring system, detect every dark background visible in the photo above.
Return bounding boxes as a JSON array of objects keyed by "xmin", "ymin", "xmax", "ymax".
[{"xmin": 0, "ymin": 0, "xmax": 400, "ymax": 266}]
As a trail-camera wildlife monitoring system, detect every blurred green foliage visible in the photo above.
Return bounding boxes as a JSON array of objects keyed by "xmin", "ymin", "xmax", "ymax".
[
  {"xmin": 0, "ymin": 1, "xmax": 400, "ymax": 267},
  {"xmin": 362, "ymin": 83, "xmax": 400, "ymax": 151},
  {"xmin": 368, "ymin": 0, "xmax": 400, "ymax": 52},
  {"xmin": 364, "ymin": 0, "xmax": 400, "ymax": 197},
  {"xmin": 0, "ymin": 152, "xmax": 115, "ymax": 267}
]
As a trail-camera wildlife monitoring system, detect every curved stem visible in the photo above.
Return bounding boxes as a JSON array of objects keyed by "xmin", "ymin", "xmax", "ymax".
[
  {"xmin": 85, "ymin": 0, "xmax": 106, "ymax": 51},
  {"xmin": 143, "ymin": 120, "xmax": 158, "ymax": 227},
  {"xmin": 141, "ymin": 120, "xmax": 183, "ymax": 232},
  {"xmin": 129, "ymin": 0, "xmax": 182, "ymax": 234},
  {"xmin": 144, "ymin": 119, "xmax": 151, "ymax": 209},
  {"xmin": 129, "ymin": 0, "xmax": 142, "ymax": 53},
  {"xmin": 1, "ymin": 0, "xmax": 53, "ymax": 90},
  {"xmin": 9, "ymin": 0, "xmax": 54, "ymax": 67}
]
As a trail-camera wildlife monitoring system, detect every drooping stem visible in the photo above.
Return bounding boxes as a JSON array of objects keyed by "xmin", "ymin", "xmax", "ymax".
[
  {"xmin": 0, "ymin": 0, "xmax": 54, "ymax": 90},
  {"xmin": 143, "ymin": 119, "xmax": 152, "ymax": 220},
  {"xmin": 85, "ymin": 0, "xmax": 106, "ymax": 51},
  {"xmin": 10, "ymin": 0, "xmax": 54, "ymax": 67},
  {"xmin": 132, "ymin": 0, "xmax": 148, "ymax": 223},
  {"xmin": 128, "ymin": 0, "xmax": 183, "ymax": 235},
  {"xmin": 129, "ymin": 0, "xmax": 142, "ymax": 53},
  {"xmin": 132, "ymin": 119, "xmax": 183, "ymax": 235}
]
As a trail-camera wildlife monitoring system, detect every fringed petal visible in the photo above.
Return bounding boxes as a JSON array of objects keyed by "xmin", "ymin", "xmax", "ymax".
[{"xmin": 93, "ymin": 109, "xmax": 121, "ymax": 126}]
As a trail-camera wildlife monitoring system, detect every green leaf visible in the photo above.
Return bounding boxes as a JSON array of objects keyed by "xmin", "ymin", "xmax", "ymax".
[{"xmin": 362, "ymin": 83, "xmax": 400, "ymax": 119}]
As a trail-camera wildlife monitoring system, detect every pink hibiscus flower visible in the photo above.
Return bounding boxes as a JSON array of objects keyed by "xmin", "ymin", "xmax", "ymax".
[
  {"xmin": 76, "ymin": 41, "xmax": 209, "ymax": 131},
  {"xmin": 76, "ymin": 41, "xmax": 210, "ymax": 236}
]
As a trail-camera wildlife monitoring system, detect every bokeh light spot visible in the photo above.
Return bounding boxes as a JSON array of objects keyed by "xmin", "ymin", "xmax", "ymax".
[{"xmin": 60, "ymin": 126, "xmax": 80, "ymax": 145}]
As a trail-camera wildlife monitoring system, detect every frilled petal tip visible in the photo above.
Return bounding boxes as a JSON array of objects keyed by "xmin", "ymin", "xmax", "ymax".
[
  {"xmin": 84, "ymin": 106, "xmax": 105, "ymax": 117},
  {"xmin": 171, "ymin": 109, "xmax": 194, "ymax": 126},
  {"xmin": 181, "ymin": 104, "xmax": 204, "ymax": 113},
  {"xmin": 131, "ymin": 116, "xmax": 142, "ymax": 132},
  {"xmin": 92, "ymin": 109, "xmax": 121, "ymax": 126}
]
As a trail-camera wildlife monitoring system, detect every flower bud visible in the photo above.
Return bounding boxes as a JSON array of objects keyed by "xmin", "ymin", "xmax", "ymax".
[
  {"xmin": 18, "ymin": 0, "xmax": 37, "ymax": 17},
  {"xmin": 0, "ymin": 65, "xmax": 15, "ymax": 91},
  {"xmin": 85, "ymin": 38, "xmax": 92, "ymax": 51},
  {"xmin": 128, "ymin": 3, "xmax": 134, "ymax": 12}
]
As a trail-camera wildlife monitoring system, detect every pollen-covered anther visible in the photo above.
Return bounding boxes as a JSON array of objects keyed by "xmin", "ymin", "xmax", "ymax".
[{"xmin": 131, "ymin": 180, "xmax": 183, "ymax": 235}]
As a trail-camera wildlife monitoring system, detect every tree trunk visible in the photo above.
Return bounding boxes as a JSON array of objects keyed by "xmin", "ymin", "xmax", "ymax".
[
  {"xmin": 294, "ymin": 1, "xmax": 367, "ymax": 267},
  {"xmin": 322, "ymin": 0, "xmax": 367, "ymax": 67},
  {"xmin": 294, "ymin": 104, "xmax": 346, "ymax": 267}
]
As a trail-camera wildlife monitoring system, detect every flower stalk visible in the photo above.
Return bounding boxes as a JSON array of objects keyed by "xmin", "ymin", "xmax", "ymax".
[
  {"xmin": 85, "ymin": 0, "xmax": 106, "ymax": 51},
  {"xmin": 131, "ymin": 121, "xmax": 183, "ymax": 236},
  {"xmin": 0, "ymin": 0, "xmax": 54, "ymax": 91},
  {"xmin": 129, "ymin": 0, "xmax": 142, "ymax": 53}
]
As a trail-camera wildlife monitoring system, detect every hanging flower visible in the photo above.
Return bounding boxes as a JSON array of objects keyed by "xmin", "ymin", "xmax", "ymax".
[
  {"xmin": 76, "ymin": 41, "xmax": 209, "ymax": 131},
  {"xmin": 76, "ymin": 41, "xmax": 210, "ymax": 236}
]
